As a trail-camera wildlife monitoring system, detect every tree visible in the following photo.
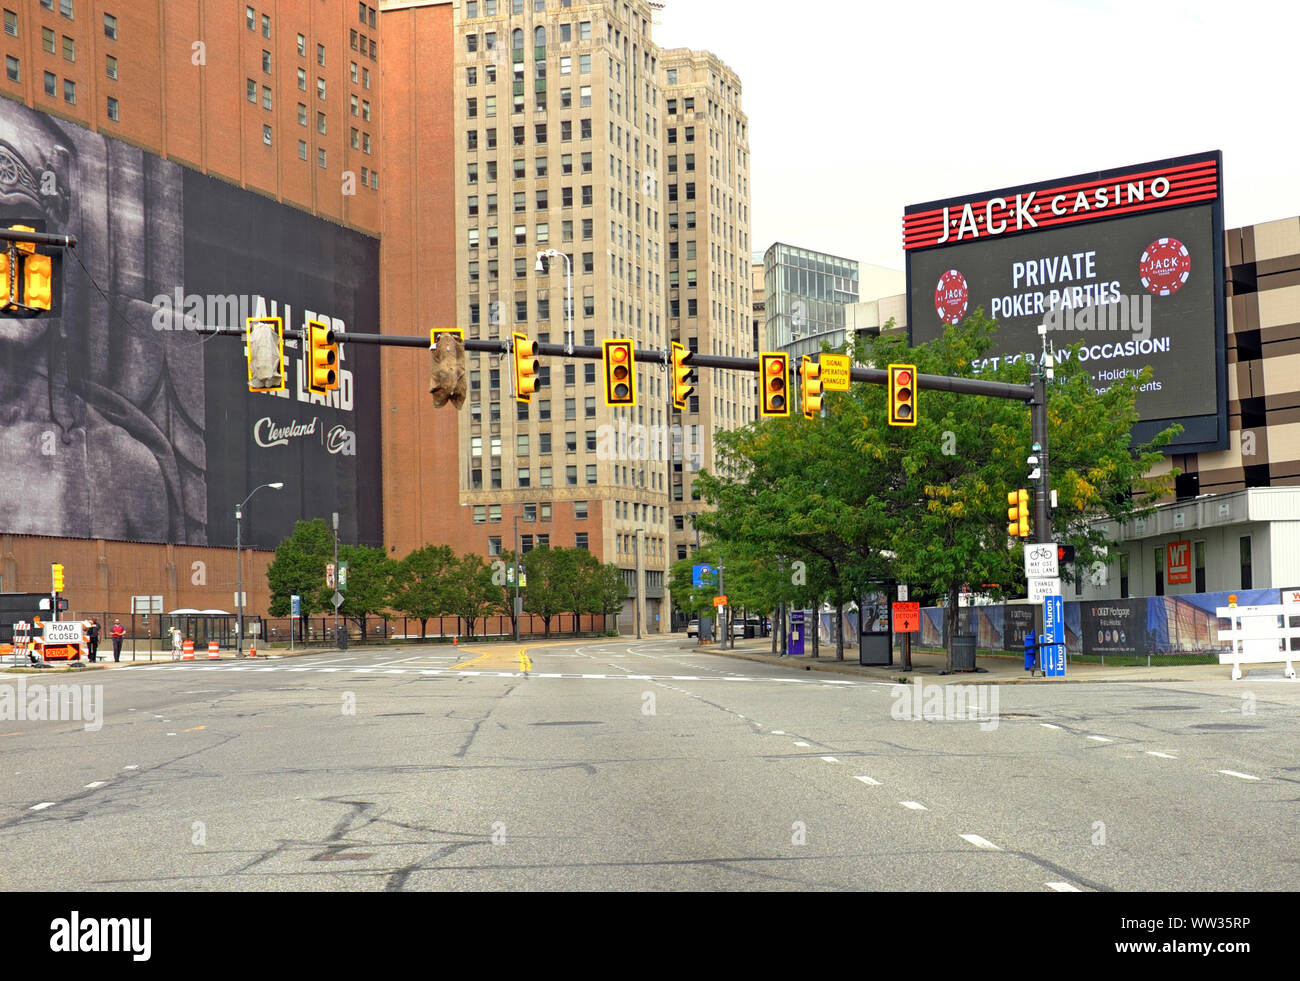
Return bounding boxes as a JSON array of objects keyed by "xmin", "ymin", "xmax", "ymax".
[
  {"xmin": 490, "ymin": 548, "xmax": 525, "ymax": 638},
  {"xmin": 391, "ymin": 544, "xmax": 457, "ymax": 639},
  {"xmin": 555, "ymin": 548, "xmax": 600, "ymax": 632},
  {"xmin": 337, "ymin": 545, "xmax": 395, "ymax": 643},
  {"xmin": 445, "ymin": 553, "xmax": 500, "ymax": 638},
  {"xmin": 588, "ymin": 560, "xmax": 628, "ymax": 631},
  {"xmin": 523, "ymin": 546, "xmax": 568, "ymax": 636},
  {"xmin": 267, "ymin": 519, "xmax": 334, "ymax": 630}
]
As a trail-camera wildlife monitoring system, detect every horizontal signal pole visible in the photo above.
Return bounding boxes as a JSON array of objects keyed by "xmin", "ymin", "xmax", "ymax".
[
  {"xmin": 193, "ymin": 325, "xmax": 1036, "ymax": 403},
  {"xmin": 0, "ymin": 228, "xmax": 77, "ymax": 248}
]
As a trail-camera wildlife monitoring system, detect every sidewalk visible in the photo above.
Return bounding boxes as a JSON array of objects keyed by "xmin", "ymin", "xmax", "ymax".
[{"xmin": 687, "ymin": 637, "xmax": 1247, "ymax": 685}]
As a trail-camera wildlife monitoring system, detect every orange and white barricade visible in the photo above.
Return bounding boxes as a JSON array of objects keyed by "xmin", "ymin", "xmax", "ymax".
[
  {"xmin": 181, "ymin": 639, "xmax": 195, "ymax": 660},
  {"xmin": 207, "ymin": 640, "xmax": 220, "ymax": 660}
]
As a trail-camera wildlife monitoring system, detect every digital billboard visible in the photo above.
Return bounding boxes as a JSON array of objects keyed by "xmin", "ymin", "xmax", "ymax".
[
  {"xmin": 0, "ymin": 99, "xmax": 381, "ymax": 549},
  {"xmin": 905, "ymin": 152, "xmax": 1226, "ymax": 452}
]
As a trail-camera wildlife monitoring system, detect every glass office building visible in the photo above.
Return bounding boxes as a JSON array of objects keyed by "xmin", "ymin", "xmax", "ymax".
[{"xmin": 763, "ymin": 243, "xmax": 859, "ymax": 357}]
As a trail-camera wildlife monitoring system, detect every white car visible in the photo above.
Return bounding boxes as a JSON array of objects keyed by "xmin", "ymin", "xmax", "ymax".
[{"xmin": 686, "ymin": 619, "xmax": 699, "ymax": 638}]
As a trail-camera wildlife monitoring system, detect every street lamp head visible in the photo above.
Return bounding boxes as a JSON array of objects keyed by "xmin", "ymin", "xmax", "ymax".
[
  {"xmin": 535, "ymin": 253, "xmax": 546, "ymax": 272},
  {"xmin": 269, "ymin": 482, "xmax": 284, "ymax": 490}
]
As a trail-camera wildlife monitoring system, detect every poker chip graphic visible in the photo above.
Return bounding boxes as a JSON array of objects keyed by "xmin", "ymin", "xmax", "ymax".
[
  {"xmin": 934, "ymin": 269, "xmax": 969, "ymax": 325},
  {"xmin": 1139, "ymin": 237, "xmax": 1191, "ymax": 296}
]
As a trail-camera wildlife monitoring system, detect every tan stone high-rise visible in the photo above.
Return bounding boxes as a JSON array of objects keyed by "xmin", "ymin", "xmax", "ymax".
[{"xmin": 660, "ymin": 48, "xmax": 752, "ymax": 572}]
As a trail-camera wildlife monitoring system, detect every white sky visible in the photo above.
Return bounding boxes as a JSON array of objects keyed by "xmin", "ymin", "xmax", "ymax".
[{"xmin": 655, "ymin": 0, "xmax": 1300, "ymax": 273}]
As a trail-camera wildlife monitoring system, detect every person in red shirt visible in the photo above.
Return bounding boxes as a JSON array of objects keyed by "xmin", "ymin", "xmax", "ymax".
[{"xmin": 111, "ymin": 619, "xmax": 125, "ymax": 662}]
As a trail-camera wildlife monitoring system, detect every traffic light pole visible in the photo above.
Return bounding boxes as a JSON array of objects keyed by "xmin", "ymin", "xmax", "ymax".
[{"xmin": 1030, "ymin": 370, "xmax": 1052, "ymax": 544}]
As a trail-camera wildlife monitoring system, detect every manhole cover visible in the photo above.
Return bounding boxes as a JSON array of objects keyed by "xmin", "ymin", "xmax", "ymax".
[{"xmin": 1190, "ymin": 723, "xmax": 1263, "ymax": 731}]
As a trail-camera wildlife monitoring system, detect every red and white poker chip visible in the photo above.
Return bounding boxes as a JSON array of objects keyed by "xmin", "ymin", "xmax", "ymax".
[
  {"xmin": 934, "ymin": 269, "xmax": 969, "ymax": 325},
  {"xmin": 1139, "ymin": 237, "xmax": 1191, "ymax": 296}
]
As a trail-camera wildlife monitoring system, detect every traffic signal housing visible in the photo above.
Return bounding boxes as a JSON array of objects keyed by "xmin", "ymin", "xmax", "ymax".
[
  {"xmin": 512, "ymin": 332, "xmax": 540, "ymax": 403},
  {"xmin": 759, "ymin": 352, "xmax": 789, "ymax": 418},
  {"xmin": 800, "ymin": 356, "xmax": 822, "ymax": 419},
  {"xmin": 1, "ymin": 225, "xmax": 54, "ymax": 314},
  {"xmin": 889, "ymin": 363, "xmax": 917, "ymax": 426},
  {"xmin": 51, "ymin": 563, "xmax": 64, "ymax": 593},
  {"xmin": 246, "ymin": 317, "xmax": 286, "ymax": 392},
  {"xmin": 305, "ymin": 321, "xmax": 339, "ymax": 396},
  {"xmin": 603, "ymin": 338, "xmax": 636, "ymax": 406},
  {"xmin": 671, "ymin": 342, "xmax": 694, "ymax": 411},
  {"xmin": 1007, "ymin": 489, "xmax": 1030, "ymax": 538}
]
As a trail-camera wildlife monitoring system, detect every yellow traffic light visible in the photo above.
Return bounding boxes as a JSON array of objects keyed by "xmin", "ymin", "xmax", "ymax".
[
  {"xmin": 1, "ymin": 225, "xmax": 53, "ymax": 314},
  {"xmin": 759, "ymin": 352, "xmax": 789, "ymax": 418},
  {"xmin": 603, "ymin": 338, "xmax": 636, "ymax": 407},
  {"xmin": 246, "ymin": 317, "xmax": 286, "ymax": 392},
  {"xmin": 671, "ymin": 341, "xmax": 693, "ymax": 411},
  {"xmin": 512, "ymin": 331, "xmax": 540, "ymax": 403},
  {"xmin": 889, "ymin": 363, "xmax": 917, "ymax": 426},
  {"xmin": 51, "ymin": 563, "xmax": 64, "ymax": 593},
  {"xmin": 306, "ymin": 321, "xmax": 338, "ymax": 396},
  {"xmin": 800, "ymin": 356, "xmax": 823, "ymax": 419},
  {"xmin": 1007, "ymin": 489, "xmax": 1030, "ymax": 538},
  {"xmin": 21, "ymin": 253, "xmax": 52, "ymax": 311}
]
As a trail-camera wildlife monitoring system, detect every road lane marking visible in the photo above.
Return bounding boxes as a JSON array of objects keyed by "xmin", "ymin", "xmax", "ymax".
[
  {"xmin": 29, "ymin": 802, "xmax": 54, "ymax": 810},
  {"xmin": 123, "ymin": 765, "xmax": 138, "ymax": 770},
  {"xmin": 793, "ymin": 741, "xmax": 810, "ymax": 747},
  {"xmin": 1218, "ymin": 769, "xmax": 1260, "ymax": 781},
  {"xmin": 1047, "ymin": 882, "xmax": 1081, "ymax": 892},
  {"xmin": 1040, "ymin": 723, "xmax": 1061, "ymax": 730},
  {"xmin": 1086, "ymin": 736, "xmax": 1112, "ymax": 743},
  {"xmin": 84, "ymin": 781, "xmax": 106, "ymax": 789},
  {"xmin": 900, "ymin": 801, "xmax": 927, "ymax": 810},
  {"xmin": 854, "ymin": 776, "xmax": 881, "ymax": 786},
  {"xmin": 1146, "ymin": 751, "xmax": 1177, "ymax": 759},
  {"xmin": 821, "ymin": 756, "xmax": 839, "ymax": 763},
  {"xmin": 960, "ymin": 834, "xmax": 1001, "ymax": 850},
  {"xmin": 771, "ymin": 730, "xmax": 786, "ymax": 735}
]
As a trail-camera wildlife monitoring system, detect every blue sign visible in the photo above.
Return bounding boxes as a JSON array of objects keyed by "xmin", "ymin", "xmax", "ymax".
[
  {"xmin": 291, "ymin": 594, "xmax": 301, "ymax": 619},
  {"xmin": 788, "ymin": 611, "xmax": 805, "ymax": 656},
  {"xmin": 692, "ymin": 564, "xmax": 716, "ymax": 590},
  {"xmin": 1042, "ymin": 595, "xmax": 1066, "ymax": 677}
]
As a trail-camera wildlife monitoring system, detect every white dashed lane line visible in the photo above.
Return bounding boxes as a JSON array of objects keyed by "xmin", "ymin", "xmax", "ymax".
[
  {"xmin": 959, "ymin": 834, "xmax": 1001, "ymax": 851},
  {"xmin": 1146, "ymin": 751, "xmax": 1177, "ymax": 759},
  {"xmin": 1047, "ymin": 882, "xmax": 1081, "ymax": 892},
  {"xmin": 1086, "ymin": 736, "xmax": 1113, "ymax": 743},
  {"xmin": 1218, "ymin": 769, "xmax": 1261, "ymax": 781},
  {"xmin": 83, "ymin": 781, "xmax": 106, "ymax": 789},
  {"xmin": 820, "ymin": 756, "xmax": 839, "ymax": 764},
  {"xmin": 854, "ymin": 776, "xmax": 881, "ymax": 786},
  {"xmin": 899, "ymin": 801, "xmax": 928, "ymax": 811},
  {"xmin": 29, "ymin": 802, "xmax": 54, "ymax": 811}
]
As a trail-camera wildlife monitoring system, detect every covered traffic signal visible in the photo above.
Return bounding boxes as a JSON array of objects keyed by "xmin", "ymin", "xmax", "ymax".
[
  {"xmin": 888, "ymin": 363, "xmax": 917, "ymax": 426},
  {"xmin": 759, "ymin": 352, "xmax": 789, "ymax": 417},
  {"xmin": 603, "ymin": 338, "xmax": 636, "ymax": 406},
  {"xmin": 430, "ymin": 328, "xmax": 468, "ymax": 409},
  {"xmin": 1007, "ymin": 489, "xmax": 1030, "ymax": 538},
  {"xmin": 51, "ymin": 563, "xmax": 64, "ymax": 593},
  {"xmin": 246, "ymin": 317, "xmax": 286, "ymax": 392},
  {"xmin": 305, "ymin": 320, "xmax": 339, "ymax": 395},
  {"xmin": 800, "ymin": 356, "xmax": 822, "ymax": 419},
  {"xmin": 671, "ymin": 342, "xmax": 694, "ymax": 411},
  {"xmin": 512, "ymin": 331, "xmax": 540, "ymax": 403}
]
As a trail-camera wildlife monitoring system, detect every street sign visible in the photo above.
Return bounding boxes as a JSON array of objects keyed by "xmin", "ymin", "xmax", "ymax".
[
  {"xmin": 892, "ymin": 602, "xmax": 920, "ymax": 633},
  {"xmin": 1023, "ymin": 543, "xmax": 1059, "ymax": 579},
  {"xmin": 897, "ymin": 584, "xmax": 909, "ymax": 601},
  {"xmin": 819, "ymin": 354, "xmax": 852, "ymax": 391},
  {"xmin": 131, "ymin": 594, "xmax": 163, "ymax": 615},
  {"xmin": 291, "ymin": 594, "xmax": 301, "ymax": 619},
  {"xmin": 1028, "ymin": 577, "xmax": 1061, "ymax": 603},
  {"xmin": 44, "ymin": 621, "xmax": 83, "ymax": 644},
  {"xmin": 1042, "ymin": 595, "xmax": 1066, "ymax": 677},
  {"xmin": 332, "ymin": 591, "xmax": 345, "ymax": 609},
  {"xmin": 692, "ymin": 564, "xmax": 716, "ymax": 589},
  {"xmin": 712, "ymin": 595, "xmax": 728, "ymax": 607}
]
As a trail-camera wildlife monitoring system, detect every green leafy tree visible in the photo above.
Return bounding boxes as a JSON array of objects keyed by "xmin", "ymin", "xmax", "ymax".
[
  {"xmin": 445, "ymin": 553, "xmax": 500, "ymax": 638},
  {"xmin": 523, "ymin": 546, "xmax": 568, "ymax": 636},
  {"xmin": 491, "ymin": 548, "xmax": 525, "ymax": 638},
  {"xmin": 267, "ymin": 519, "xmax": 334, "ymax": 622},
  {"xmin": 392, "ymin": 544, "xmax": 457, "ymax": 639},
  {"xmin": 588, "ymin": 560, "xmax": 628, "ymax": 632},
  {"xmin": 338, "ymin": 545, "xmax": 396, "ymax": 643}
]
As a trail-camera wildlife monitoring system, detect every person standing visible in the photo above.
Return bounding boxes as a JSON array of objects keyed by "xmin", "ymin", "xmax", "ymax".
[
  {"xmin": 170, "ymin": 625, "xmax": 183, "ymax": 661},
  {"xmin": 111, "ymin": 618, "xmax": 125, "ymax": 662},
  {"xmin": 86, "ymin": 618, "xmax": 100, "ymax": 662}
]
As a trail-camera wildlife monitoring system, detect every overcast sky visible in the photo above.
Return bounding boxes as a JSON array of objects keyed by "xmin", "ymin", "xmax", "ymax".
[{"xmin": 655, "ymin": 0, "xmax": 1300, "ymax": 274}]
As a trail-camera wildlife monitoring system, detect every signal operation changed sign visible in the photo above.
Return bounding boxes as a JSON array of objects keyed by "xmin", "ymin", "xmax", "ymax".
[{"xmin": 818, "ymin": 354, "xmax": 852, "ymax": 392}]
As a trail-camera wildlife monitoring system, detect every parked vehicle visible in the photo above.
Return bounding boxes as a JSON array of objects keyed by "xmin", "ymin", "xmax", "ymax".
[{"xmin": 686, "ymin": 619, "xmax": 699, "ymax": 638}]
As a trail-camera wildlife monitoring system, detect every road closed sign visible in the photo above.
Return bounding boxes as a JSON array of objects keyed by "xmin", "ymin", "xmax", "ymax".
[
  {"xmin": 44, "ymin": 622, "xmax": 84, "ymax": 644},
  {"xmin": 892, "ymin": 602, "xmax": 921, "ymax": 633}
]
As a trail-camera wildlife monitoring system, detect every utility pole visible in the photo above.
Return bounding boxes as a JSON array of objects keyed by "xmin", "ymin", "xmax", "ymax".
[
  {"xmin": 332, "ymin": 511, "xmax": 340, "ymax": 647},
  {"xmin": 717, "ymin": 564, "xmax": 726, "ymax": 650}
]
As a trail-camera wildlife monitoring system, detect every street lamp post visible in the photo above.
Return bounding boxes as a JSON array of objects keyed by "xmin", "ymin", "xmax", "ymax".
[
  {"xmin": 535, "ymin": 249, "xmax": 574, "ymax": 356},
  {"xmin": 235, "ymin": 482, "xmax": 284, "ymax": 657},
  {"xmin": 513, "ymin": 508, "xmax": 534, "ymax": 642}
]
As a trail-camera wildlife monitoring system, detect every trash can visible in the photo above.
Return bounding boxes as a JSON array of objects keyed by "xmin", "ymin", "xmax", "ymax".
[
  {"xmin": 336, "ymin": 625, "xmax": 349, "ymax": 650},
  {"xmin": 951, "ymin": 634, "xmax": 976, "ymax": 672}
]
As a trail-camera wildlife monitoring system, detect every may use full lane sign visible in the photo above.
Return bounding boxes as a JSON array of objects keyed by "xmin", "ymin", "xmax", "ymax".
[{"xmin": 1024, "ymin": 543, "xmax": 1059, "ymax": 579}]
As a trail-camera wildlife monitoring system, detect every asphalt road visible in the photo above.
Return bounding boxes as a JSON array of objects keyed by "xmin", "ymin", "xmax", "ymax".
[{"xmin": 1, "ymin": 636, "xmax": 1296, "ymax": 891}]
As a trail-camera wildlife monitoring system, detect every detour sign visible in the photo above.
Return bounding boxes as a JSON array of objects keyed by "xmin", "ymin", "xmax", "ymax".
[{"xmin": 892, "ymin": 602, "xmax": 921, "ymax": 633}]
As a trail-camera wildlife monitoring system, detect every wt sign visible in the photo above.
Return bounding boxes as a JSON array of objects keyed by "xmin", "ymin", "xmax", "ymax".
[{"xmin": 1166, "ymin": 540, "xmax": 1192, "ymax": 585}]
